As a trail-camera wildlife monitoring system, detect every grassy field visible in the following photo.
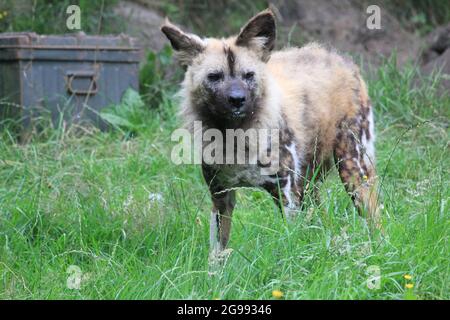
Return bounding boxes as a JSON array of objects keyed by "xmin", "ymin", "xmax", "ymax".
[{"xmin": 0, "ymin": 58, "xmax": 448, "ymax": 299}]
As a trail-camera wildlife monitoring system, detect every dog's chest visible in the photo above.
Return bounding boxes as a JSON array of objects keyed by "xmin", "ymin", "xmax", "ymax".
[
  {"xmin": 207, "ymin": 141, "xmax": 301, "ymax": 189},
  {"xmin": 212, "ymin": 163, "xmax": 274, "ymax": 188}
]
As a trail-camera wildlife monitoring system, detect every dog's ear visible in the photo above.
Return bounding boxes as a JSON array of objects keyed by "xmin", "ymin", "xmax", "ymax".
[
  {"xmin": 235, "ymin": 9, "xmax": 276, "ymax": 62},
  {"xmin": 161, "ymin": 19, "xmax": 206, "ymax": 66}
]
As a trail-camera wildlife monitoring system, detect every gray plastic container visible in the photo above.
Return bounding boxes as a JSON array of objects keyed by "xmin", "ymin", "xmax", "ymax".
[{"xmin": 0, "ymin": 32, "xmax": 141, "ymax": 132}]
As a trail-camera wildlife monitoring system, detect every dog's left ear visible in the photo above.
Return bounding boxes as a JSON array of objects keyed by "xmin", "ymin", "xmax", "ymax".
[
  {"xmin": 236, "ymin": 9, "xmax": 276, "ymax": 62},
  {"xmin": 161, "ymin": 19, "xmax": 206, "ymax": 66}
]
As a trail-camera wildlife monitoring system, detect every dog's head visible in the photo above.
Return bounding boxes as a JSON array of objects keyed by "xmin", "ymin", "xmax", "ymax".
[{"xmin": 161, "ymin": 9, "xmax": 276, "ymax": 124}]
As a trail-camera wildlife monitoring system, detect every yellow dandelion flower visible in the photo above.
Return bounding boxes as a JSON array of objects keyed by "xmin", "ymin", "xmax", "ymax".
[
  {"xmin": 404, "ymin": 274, "xmax": 412, "ymax": 280},
  {"xmin": 272, "ymin": 290, "xmax": 283, "ymax": 299},
  {"xmin": 405, "ymin": 283, "xmax": 414, "ymax": 289},
  {"xmin": 363, "ymin": 175, "xmax": 368, "ymax": 181}
]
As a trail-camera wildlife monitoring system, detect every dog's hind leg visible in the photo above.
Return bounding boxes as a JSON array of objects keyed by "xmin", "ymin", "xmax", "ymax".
[{"xmin": 333, "ymin": 107, "xmax": 381, "ymax": 230}]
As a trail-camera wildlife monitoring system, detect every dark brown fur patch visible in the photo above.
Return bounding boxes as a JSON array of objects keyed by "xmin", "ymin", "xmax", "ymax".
[{"xmin": 224, "ymin": 46, "xmax": 236, "ymax": 77}]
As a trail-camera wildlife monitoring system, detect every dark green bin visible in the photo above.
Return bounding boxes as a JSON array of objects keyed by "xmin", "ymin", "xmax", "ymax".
[{"xmin": 0, "ymin": 32, "xmax": 141, "ymax": 132}]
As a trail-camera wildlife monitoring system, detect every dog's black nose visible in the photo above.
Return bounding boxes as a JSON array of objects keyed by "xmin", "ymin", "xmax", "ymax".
[{"xmin": 228, "ymin": 94, "xmax": 246, "ymax": 109}]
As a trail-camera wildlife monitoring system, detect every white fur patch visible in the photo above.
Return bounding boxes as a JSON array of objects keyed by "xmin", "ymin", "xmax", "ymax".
[
  {"xmin": 362, "ymin": 109, "xmax": 375, "ymax": 167},
  {"xmin": 210, "ymin": 210, "xmax": 220, "ymax": 254},
  {"xmin": 282, "ymin": 175, "xmax": 296, "ymax": 220},
  {"xmin": 283, "ymin": 142, "xmax": 302, "ymax": 219},
  {"xmin": 285, "ymin": 142, "xmax": 301, "ymax": 182},
  {"xmin": 283, "ymin": 174, "xmax": 293, "ymax": 207}
]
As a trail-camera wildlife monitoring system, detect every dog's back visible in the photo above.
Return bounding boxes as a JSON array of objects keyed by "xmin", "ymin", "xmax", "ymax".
[{"xmin": 269, "ymin": 44, "xmax": 372, "ymax": 164}]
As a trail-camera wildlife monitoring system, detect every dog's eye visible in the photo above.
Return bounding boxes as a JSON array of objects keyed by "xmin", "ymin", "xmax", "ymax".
[
  {"xmin": 243, "ymin": 72, "xmax": 255, "ymax": 81},
  {"xmin": 207, "ymin": 72, "xmax": 224, "ymax": 82}
]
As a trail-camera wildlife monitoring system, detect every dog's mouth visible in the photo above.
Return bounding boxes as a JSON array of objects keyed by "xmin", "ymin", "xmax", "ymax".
[
  {"xmin": 231, "ymin": 110, "xmax": 247, "ymax": 118},
  {"xmin": 206, "ymin": 101, "xmax": 253, "ymax": 121}
]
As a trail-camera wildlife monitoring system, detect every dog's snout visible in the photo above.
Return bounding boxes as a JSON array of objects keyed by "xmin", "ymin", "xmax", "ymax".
[
  {"xmin": 228, "ymin": 93, "xmax": 246, "ymax": 108},
  {"xmin": 227, "ymin": 83, "xmax": 246, "ymax": 109}
]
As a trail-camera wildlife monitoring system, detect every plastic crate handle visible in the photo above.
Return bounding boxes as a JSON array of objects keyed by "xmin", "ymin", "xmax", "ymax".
[{"xmin": 66, "ymin": 70, "xmax": 98, "ymax": 95}]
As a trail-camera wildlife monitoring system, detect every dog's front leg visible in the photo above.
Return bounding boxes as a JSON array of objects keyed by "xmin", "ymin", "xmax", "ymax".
[{"xmin": 209, "ymin": 190, "xmax": 236, "ymax": 266}]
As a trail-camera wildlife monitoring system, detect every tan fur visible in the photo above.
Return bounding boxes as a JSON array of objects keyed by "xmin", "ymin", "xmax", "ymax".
[{"xmin": 271, "ymin": 45, "xmax": 372, "ymax": 167}]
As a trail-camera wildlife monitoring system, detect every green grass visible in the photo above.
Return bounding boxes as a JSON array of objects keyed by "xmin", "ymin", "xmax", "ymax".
[{"xmin": 0, "ymin": 59, "xmax": 449, "ymax": 299}]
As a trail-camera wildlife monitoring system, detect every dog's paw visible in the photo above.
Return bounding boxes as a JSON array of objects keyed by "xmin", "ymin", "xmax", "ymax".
[{"xmin": 208, "ymin": 248, "xmax": 233, "ymax": 275}]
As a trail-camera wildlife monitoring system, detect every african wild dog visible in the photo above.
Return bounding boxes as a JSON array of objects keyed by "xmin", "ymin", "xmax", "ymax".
[{"xmin": 161, "ymin": 9, "xmax": 381, "ymax": 261}]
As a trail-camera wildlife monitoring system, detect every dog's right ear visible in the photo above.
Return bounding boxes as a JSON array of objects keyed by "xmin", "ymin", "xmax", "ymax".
[
  {"xmin": 161, "ymin": 19, "xmax": 206, "ymax": 66},
  {"xmin": 236, "ymin": 9, "xmax": 276, "ymax": 62}
]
